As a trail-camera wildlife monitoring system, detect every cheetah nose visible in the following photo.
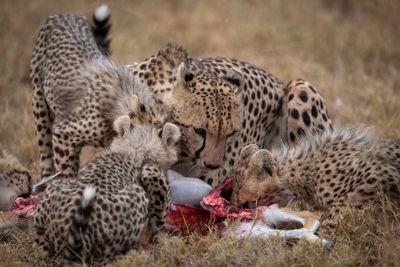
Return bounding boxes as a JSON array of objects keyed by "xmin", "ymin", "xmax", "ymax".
[{"xmin": 204, "ymin": 162, "xmax": 220, "ymax": 170}]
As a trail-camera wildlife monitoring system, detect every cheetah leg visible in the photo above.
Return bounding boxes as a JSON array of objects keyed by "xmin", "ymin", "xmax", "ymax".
[
  {"xmin": 52, "ymin": 123, "xmax": 81, "ymax": 180},
  {"xmin": 34, "ymin": 209, "xmax": 55, "ymax": 259},
  {"xmin": 347, "ymin": 189, "xmax": 381, "ymax": 208},
  {"xmin": 319, "ymin": 196, "xmax": 349, "ymax": 231},
  {"xmin": 32, "ymin": 84, "xmax": 56, "ymax": 178},
  {"xmin": 140, "ymin": 166, "xmax": 171, "ymax": 240},
  {"xmin": 52, "ymin": 118, "xmax": 106, "ymax": 180},
  {"xmin": 34, "ymin": 234, "xmax": 52, "ymax": 259}
]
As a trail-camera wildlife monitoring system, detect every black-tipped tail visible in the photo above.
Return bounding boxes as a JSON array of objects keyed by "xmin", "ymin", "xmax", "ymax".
[
  {"xmin": 92, "ymin": 4, "xmax": 111, "ymax": 56},
  {"xmin": 64, "ymin": 186, "xmax": 96, "ymax": 260}
]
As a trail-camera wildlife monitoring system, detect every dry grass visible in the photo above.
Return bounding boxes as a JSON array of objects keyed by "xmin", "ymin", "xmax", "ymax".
[
  {"xmin": 0, "ymin": 0, "xmax": 399, "ymax": 265},
  {"xmin": 114, "ymin": 203, "xmax": 400, "ymax": 267}
]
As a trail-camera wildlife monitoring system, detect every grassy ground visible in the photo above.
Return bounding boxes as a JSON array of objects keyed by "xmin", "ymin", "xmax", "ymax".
[{"xmin": 0, "ymin": 0, "xmax": 399, "ymax": 265}]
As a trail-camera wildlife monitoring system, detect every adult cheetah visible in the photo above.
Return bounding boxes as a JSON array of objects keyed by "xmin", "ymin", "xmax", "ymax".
[
  {"xmin": 231, "ymin": 128, "xmax": 400, "ymax": 211},
  {"xmin": 34, "ymin": 113, "xmax": 181, "ymax": 262},
  {"xmin": 126, "ymin": 44, "xmax": 333, "ymax": 187}
]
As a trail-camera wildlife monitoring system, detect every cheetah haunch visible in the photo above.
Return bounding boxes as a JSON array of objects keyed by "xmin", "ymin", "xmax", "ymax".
[
  {"xmin": 34, "ymin": 115, "xmax": 181, "ymax": 262},
  {"xmin": 231, "ymin": 128, "xmax": 400, "ymax": 211},
  {"xmin": 30, "ymin": 13, "xmax": 165, "ymax": 180}
]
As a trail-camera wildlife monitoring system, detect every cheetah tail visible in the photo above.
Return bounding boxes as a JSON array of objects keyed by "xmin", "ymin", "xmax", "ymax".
[
  {"xmin": 92, "ymin": 4, "xmax": 111, "ymax": 56},
  {"xmin": 65, "ymin": 186, "xmax": 96, "ymax": 260}
]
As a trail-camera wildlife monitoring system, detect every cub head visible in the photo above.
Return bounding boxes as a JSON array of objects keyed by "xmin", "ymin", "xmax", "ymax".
[
  {"xmin": 168, "ymin": 63, "xmax": 243, "ymax": 173},
  {"xmin": 112, "ymin": 114, "xmax": 181, "ymax": 170},
  {"xmin": 0, "ymin": 147, "xmax": 32, "ymax": 210},
  {"xmin": 230, "ymin": 144, "xmax": 279, "ymax": 208}
]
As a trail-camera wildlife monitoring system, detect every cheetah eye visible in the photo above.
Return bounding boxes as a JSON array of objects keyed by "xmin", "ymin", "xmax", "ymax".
[
  {"xmin": 193, "ymin": 127, "xmax": 206, "ymax": 136},
  {"xmin": 227, "ymin": 130, "xmax": 238, "ymax": 139}
]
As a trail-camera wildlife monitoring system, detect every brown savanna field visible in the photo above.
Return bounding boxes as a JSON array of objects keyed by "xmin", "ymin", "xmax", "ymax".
[{"xmin": 1, "ymin": 0, "xmax": 400, "ymax": 265}]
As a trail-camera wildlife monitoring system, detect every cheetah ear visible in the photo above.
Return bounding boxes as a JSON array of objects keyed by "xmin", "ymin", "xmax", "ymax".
[
  {"xmin": 224, "ymin": 69, "xmax": 243, "ymax": 94},
  {"xmin": 128, "ymin": 94, "xmax": 142, "ymax": 118},
  {"xmin": 249, "ymin": 149, "xmax": 277, "ymax": 180},
  {"xmin": 113, "ymin": 115, "xmax": 131, "ymax": 137},
  {"xmin": 161, "ymin": 123, "xmax": 181, "ymax": 148},
  {"xmin": 240, "ymin": 144, "xmax": 260, "ymax": 162},
  {"xmin": 176, "ymin": 62, "xmax": 194, "ymax": 90}
]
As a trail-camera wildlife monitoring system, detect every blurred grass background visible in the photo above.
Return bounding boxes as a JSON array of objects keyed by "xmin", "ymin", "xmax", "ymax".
[{"xmin": 0, "ymin": 0, "xmax": 399, "ymax": 265}]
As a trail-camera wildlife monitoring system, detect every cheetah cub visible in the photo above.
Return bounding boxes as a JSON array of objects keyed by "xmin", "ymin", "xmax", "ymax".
[
  {"xmin": 0, "ymin": 145, "xmax": 31, "ymax": 210},
  {"xmin": 30, "ymin": 13, "xmax": 167, "ymax": 180},
  {"xmin": 34, "ymin": 115, "xmax": 181, "ymax": 262},
  {"xmin": 231, "ymin": 128, "xmax": 400, "ymax": 211}
]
